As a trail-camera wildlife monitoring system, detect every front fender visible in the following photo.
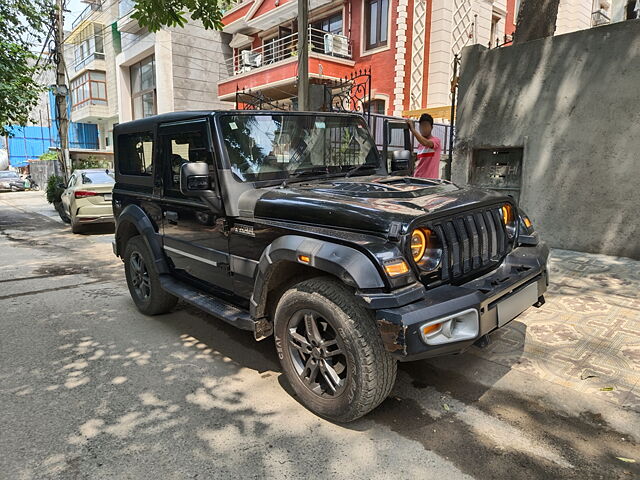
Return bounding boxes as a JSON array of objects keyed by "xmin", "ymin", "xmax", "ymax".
[
  {"xmin": 115, "ymin": 204, "xmax": 169, "ymax": 274},
  {"xmin": 250, "ymin": 235, "xmax": 385, "ymax": 318}
]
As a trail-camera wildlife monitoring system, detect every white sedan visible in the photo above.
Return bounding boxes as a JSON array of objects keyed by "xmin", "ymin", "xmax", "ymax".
[{"xmin": 60, "ymin": 169, "xmax": 115, "ymax": 233}]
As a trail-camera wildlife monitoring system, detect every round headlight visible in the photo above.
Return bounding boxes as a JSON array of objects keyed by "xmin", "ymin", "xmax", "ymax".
[
  {"xmin": 410, "ymin": 228, "xmax": 442, "ymax": 272},
  {"xmin": 411, "ymin": 229, "xmax": 426, "ymax": 262},
  {"xmin": 500, "ymin": 204, "xmax": 517, "ymax": 238}
]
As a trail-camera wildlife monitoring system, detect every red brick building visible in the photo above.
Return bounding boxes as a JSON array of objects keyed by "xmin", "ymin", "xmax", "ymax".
[{"xmin": 217, "ymin": 0, "xmax": 519, "ymax": 117}]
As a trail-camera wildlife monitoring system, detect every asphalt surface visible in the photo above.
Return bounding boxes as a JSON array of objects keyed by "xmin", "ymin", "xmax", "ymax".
[{"xmin": 1, "ymin": 191, "xmax": 639, "ymax": 480}]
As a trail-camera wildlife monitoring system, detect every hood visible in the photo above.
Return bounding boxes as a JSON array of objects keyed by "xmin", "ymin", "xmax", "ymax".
[{"xmin": 244, "ymin": 176, "xmax": 512, "ymax": 234}]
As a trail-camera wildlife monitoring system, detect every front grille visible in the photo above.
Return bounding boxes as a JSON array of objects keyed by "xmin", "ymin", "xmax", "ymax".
[{"xmin": 430, "ymin": 206, "xmax": 512, "ymax": 282}]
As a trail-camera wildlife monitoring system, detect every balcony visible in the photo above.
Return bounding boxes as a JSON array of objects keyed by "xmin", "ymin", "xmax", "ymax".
[
  {"xmin": 118, "ymin": 0, "xmax": 143, "ymax": 33},
  {"xmin": 71, "ymin": 0, "xmax": 102, "ymax": 30},
  {"xmin": 591, "ymin": 9, "xmax": 611, "ymax": 27},
  {"xmin": 71, "ymin": 102, "xmax": 110, "ymax": 124},
  {"xmin": 218, "ymin": 28, "xmax": 355, "ymax": 101},
  {"xmin": 74, "ymin": 52, "xmax": 106, "ymax": 72}
]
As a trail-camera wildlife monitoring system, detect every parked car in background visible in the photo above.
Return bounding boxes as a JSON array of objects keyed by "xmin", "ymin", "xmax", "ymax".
[
  {"xmin": 60, "ymin": 169, "xmax": 115, "ymax": 233},
  {"xmin": 0, "ymin": 171, "xmax": 27, "ymax": 191}
]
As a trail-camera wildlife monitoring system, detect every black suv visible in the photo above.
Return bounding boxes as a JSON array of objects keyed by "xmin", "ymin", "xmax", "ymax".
[{"xmin": 112, "ymin": 111, "xmax": 549, "ymax": 422}]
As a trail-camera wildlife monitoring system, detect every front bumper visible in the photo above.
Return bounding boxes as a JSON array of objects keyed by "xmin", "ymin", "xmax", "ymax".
[{"xmin": 374, "ymin": 242, "xmax": 550, "ymax": 361}]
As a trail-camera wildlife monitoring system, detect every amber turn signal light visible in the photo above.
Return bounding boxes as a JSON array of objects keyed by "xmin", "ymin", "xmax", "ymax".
[
  {"xmin": 384, "ymin": 259, "xmax": 410, "ymax": 277},
  {"xmin": 422, "ymin": 323, "xmax": 442, "ymax": 336},
  {"xmin": 298, "ymin": 255, "xmax": 310, "ymax": 263}
]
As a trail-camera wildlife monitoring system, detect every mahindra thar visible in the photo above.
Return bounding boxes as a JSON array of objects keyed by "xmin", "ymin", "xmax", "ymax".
[{"xmin": 112, "ymin": 111, "xmax": 548, "ymax": 422}]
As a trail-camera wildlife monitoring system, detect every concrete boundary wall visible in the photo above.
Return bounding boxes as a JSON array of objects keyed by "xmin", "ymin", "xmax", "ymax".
[{"xmin": 453, "ymin": 20, "xmax": 640, "ymax": 260}]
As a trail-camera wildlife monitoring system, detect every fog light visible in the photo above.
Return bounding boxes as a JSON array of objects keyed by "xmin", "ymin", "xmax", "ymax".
[{"xmin": 419, "ymin": 309, "xmax": 479, "ymax": 345}]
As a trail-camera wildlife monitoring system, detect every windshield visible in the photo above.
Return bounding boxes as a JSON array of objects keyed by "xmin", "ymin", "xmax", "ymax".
[
  {"xmin": 220, "ymin": 114, "xmax": 379, "ymax": 183},
  {"xmin": 0, "ymin": 172, "xmax": 19, "ymax": 178},
  {"xmin": 81, "ymin": 171, "xmax": 115, "ymax": 184}
]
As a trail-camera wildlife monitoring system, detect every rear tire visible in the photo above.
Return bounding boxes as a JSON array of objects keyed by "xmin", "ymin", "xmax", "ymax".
[
  {"xmin": 274, "ymin": 277, "xmax": 397, "ymax": 422},
  {"xmin": 71, "ymin": 215, "xmax": 84, "ymax": 234},
  {"xmin": 124, "ymin": 235, "xmax": 178, "ymax": 315}
]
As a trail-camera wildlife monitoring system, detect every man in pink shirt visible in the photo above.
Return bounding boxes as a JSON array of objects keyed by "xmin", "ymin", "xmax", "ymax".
[{"xmin": 407, "ymin": 114, "xmax": 442, "ymax": 179}]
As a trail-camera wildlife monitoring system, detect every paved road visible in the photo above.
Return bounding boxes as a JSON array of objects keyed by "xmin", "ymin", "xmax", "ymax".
[{"xmin": 1, "ymin": 191, "xmax": 639, "ymax": 480}]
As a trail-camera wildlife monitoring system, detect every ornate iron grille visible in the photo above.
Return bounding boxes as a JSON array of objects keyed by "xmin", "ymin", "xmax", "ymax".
[
  {"xmin": 235, "ymin": 87, "xmax": 292, "ymax": 111},
  {"xmin": 323, "ymin": 68, "xmax": 371, "ymax": 120}
]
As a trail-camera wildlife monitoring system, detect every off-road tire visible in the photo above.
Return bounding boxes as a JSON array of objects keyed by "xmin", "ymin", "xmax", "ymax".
[
  {"xmin": 274, "ymin": 277, "xmax": 397, "ymax": 422},
  {"xmin": 124, "ymin": 235, "xmax": 178, "ymax": 315}
]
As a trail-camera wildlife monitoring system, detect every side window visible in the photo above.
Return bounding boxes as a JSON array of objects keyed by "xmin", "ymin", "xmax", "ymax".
[
  {"xmin": 161, "ymin": 125, "xmax": 214, "ymax": 197},
  {"xmin": 67, "ymin": 175, "xmax": 76, "ymax": 188},
  {"xmin": 117, "ymin": 131, "xmax": 154, "ymax": 176}
]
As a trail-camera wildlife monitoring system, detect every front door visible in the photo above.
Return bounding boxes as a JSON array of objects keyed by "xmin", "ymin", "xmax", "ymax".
[{"xmin": 158, "ymin": 119, "xmax": 233, "ymax": 293}]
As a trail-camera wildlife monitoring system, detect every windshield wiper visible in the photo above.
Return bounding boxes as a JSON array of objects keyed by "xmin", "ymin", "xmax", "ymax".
[
  {"xmin": 345, "ymin": 163, "xmax": 377, "ymax": 178},
  {"xmin": 279, "ymin": 167, "xmax": 329, "ymax": 188}
]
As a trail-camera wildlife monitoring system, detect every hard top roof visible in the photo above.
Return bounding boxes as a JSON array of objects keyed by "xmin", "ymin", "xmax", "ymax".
[{"xmin": 113, "ymin": 110, "xmax": 367, "ymax": 134}]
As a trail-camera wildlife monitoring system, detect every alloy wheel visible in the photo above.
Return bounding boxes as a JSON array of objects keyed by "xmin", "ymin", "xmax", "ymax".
[
  {"xmin": 287, "ymin": 309, "xmax": 348, "ymax": 397},
  {"xmin": 129, "ymin": 251, "xmax": 151, "ymax": 301}
]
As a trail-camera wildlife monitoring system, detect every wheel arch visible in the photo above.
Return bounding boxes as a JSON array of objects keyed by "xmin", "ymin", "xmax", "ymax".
[
  {"xmin": 250, "ymin": 235, "xmax": 385, "ymax": 320},
  {"xmin": 115, "ymin": 204, "xmax": 169, "ymax": 274}
]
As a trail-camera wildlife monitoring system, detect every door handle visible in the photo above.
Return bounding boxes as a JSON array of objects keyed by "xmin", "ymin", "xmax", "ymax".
[{"xmin": 165, "ymin": 211, "xmax": 179, "ymax": 224}]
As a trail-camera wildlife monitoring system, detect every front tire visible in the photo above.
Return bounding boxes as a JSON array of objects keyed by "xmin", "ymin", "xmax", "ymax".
[
  {"xmin": 124, "ymin": 236, "xmax": 178, "ymax": 315},
  {"xmin": 274, "ymin": 278, "xmax": 397, "ymax": 422}
]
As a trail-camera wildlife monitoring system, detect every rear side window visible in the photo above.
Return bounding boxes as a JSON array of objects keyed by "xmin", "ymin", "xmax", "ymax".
[
  {"xmin": 117, "ymin": 132, "xmax": 154, "ymax": 176},
  {"xmin": 82, "ymin": 172, "xmax": 115, "ymax": 184}
]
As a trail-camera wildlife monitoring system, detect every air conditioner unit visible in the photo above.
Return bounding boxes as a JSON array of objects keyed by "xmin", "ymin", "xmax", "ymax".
[
  {"xmin": 324, "ymin": 33, "xmax": 349, "ymax": 57},
  {"xmin": 241, "ymin": 50, "xmax": 262, "ymax": 68}
]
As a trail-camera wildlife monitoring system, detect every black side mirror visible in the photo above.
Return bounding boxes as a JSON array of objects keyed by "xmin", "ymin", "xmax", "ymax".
[
  {"xmin": 180, "ymin": 162, "xmax": 211, "ymax": 196},
  {"xmin": 390, "ymin": 150, "xmax": 412, "ymax": 173}
]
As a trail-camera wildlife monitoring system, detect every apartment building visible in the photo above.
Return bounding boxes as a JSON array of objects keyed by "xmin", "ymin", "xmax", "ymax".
[
  {"xmin": 114, "ymin": 0, "xmax": 231, "ymax": 123},
  {"xmin": 217, "ymin": 0, "xmax": 613, "ymax": 118},
  {"xmin": 63, "ymin": 0, "xmax": 232, "ymax": 147},
  {"xmin": 65, "ymin": 0, "xmax": 119, "ymax": 150}
]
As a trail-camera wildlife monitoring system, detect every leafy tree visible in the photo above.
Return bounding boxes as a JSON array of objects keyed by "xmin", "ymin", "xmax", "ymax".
[
  {"xmin": 513, "ymin": 0, "xmax": 561, "ymax": 44},
  {"xmin": 131, "ymin": 0, "xmax": 232, "ymax": 32},
  {"xmin": 0, "ymin": 0, "xmax": 53, "ymax": 136}
]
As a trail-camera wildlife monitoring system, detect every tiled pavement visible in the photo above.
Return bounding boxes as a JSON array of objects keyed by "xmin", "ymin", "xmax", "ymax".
[{"xmin": 471, "ymin": 248, "xmax": 640, "ymax": 411}]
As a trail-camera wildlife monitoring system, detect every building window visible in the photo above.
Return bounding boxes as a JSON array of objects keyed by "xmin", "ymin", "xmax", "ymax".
[
  {"xmin": 130, "ymin": 56, "xmax": 156, "ymax": 120},
  {"xmin": 365, "ymin": 99, "xmax": 386, "ymax": 114},
  {"xmin": 70, "ymin": 71, "xmax": 107, "ymax": 110},
  {"xmin": 73, "ymin": 23, "xmax": 105, "ymax": 71},
  {"xmin": 365, "ymin": 0, "xmax": 388, "ymax": 50},
  {"xmin": 311, "ymin": 13, "xmax": 343, "ymax": 34},
  {"xmin": 490, "ymin": 15, "xmax": 502, "ymax": 47}
]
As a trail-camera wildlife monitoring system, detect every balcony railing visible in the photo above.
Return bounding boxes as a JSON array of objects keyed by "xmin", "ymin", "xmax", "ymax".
[
  {"xmin": 227, "ymin": 27, "xmax": 352, "ymax": 76},
  {"xmin": 71, "ymin": 1, "xmax": 103, "ymax": 30},
  {"xmin": 591, "ymin": 9, "xmax": 611, "ymax": 26},
  {"xmin": 74, "ymin": 51, "xmax": 106, "ymax": 71}
]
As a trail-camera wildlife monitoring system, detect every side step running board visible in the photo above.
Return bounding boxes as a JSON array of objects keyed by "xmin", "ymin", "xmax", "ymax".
[{"xmin": 159, "ymin": 275, "xmax": 272, "ymax": 339}]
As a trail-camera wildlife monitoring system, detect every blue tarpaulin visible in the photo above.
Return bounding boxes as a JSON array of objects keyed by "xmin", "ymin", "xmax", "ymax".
[{"xmin": 3, "ymin": 91, "xmax": 99, "ymax": 167}]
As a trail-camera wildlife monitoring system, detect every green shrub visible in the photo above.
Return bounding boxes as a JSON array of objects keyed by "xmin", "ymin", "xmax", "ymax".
[
  {"xmin": 38, "ymin": 152, "xmax": 58, "ymax": 162},
  {"xmin": 46, "ymin": 174, "xmax": 65, "ymax": 204},
  {"xmin": 73, "ymin": 155, "xmax": 112, "ymax": 170}
]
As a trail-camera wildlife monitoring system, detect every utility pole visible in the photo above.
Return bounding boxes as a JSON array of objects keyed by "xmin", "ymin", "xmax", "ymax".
[
  {"xmin": 297, "ymin": 0, "xmax": 309, "ymax": 111},
  {"xmin": 53, "ymin": 0, "xmax": 70, "ymax": 180},
  {"xmin": 444, "ymin": 54, "xmax": 459, "ymax": 182}
]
